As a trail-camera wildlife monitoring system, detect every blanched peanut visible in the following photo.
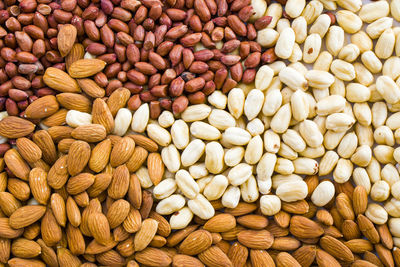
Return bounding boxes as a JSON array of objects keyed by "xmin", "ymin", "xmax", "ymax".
[
  {"xmin": 311, "ymin": 180, "xmax": 335, "ymax": 206},
  {"xmin": 276, "ymin": 180, "xmax": 308, "ymax": 202},
  {"xmin": 187, "ymin": 194, "xmax": 215, "ymax": 220},
  {"xmin": 260, "ymin": 195, "xmax": 281, "ymax": 216}
]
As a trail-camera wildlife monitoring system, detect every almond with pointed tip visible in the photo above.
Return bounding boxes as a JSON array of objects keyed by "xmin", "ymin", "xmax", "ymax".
[
  {"xmin": 56, "ymin": 93, "xmax": 92, "ymax": 113},
  {"xmin": 32, "ymin": 130, "xmax": 57, "ymax": 165},
  {"xmin": 320, "ymin": 235, "xmax": 354, "ymax": 262},
  {"xmin": 134, "ymin": 218, "xmax": 158, "ymax": 251},
  {"xmin": 250, "ymin": 249, "xmax": 275, "ymax": 267},
  {"xmin": 66, "ymin": 43, "xmax": 84, "ymax": 69},
  {"xmin": 126, "ymin": 146, "xmax": 148, "ymax": 173},
  {"xmin": 0, "ymin": 192, "xmax": 21, "ymax": 217},
  {"xmin": 11, "ymin": 238, "xmax": 41, "ymax": 258},
  {"xmin": 128, "ymin": 134, "xmax": 158, "ymax": 152},
  {"xmin": 43, "ymin": 67, "xmax": 80, "ymax": 93},
  {"xmin": 57, "ymin": 24, "xmax": 77, "ymax": 57},
  {"xmin": 0, "ymin": 116, "xmax": 35, "ymax": 139},
  {"xmin": 203, "ymin": 213, "xmax": 236, "ymax": 232},
  {"xmin": 135, "ymin": 247, "xmax": 172, "ymax": 267},
  {"xmin": 88, "ymin": 139, "xmax": 112, "ymax": 173},
  {"xmin": 179, "ymin": 230, "xmax": 213, "ymax": 255},
  {"xmin": 198, "ymin": 246, "xmax": 233, "ymax": 267},
  {"xmin": 4, "ymin": 149, "xmax": 30, "ymax": 181},
  {"xmin": 106, "ymin": 199, "xmax": 130, "ymax": 229},
  {"xmin": 108, "ymin": 165, "xmax": 130, "ymax": 199},
  {"xmin": 92, "ymin": 98, "xmax": 114, "ymax": 134},
  {"xmin": 16, "ymin": 137, "xmax": 42, "ymax": 163},
  {"xmin": 41, "ymin": 209, "xmax": 62, "ymax": 246},
  {"xmin": 77, "ymin": 78, "xmax": 105, "ymax": 98},
  {"xmin": 68, "ymin": 59, "xmax": 106, "ymax": 78},
  {"xmin": 67, "ymin": 140, "xmax": 91, "ymax": 176},
  {"xmin": 29, "ymin": 168, "xmax": 50, "ymax": 205},
  {"xmin": 25, "ymin": 95, "xmax": 59, "ymax": 119},
  {"xmin": 237, "ymin": 230, "xmax": 274, "ymax": 250},
  {"xmin": 107, "ymin": 87, "xmax": 131, "ymax": 116},
  {"xmin": 50, "ymin": 193, "xmax": 66, "ymax": 227},
  {"xmin": 47, "ymin": 155, "xmax": 69, "ymax": 189},
  {"xmin": 71, "ymin": 124, "xmax": 107, "ymax": 143},
  {"xmin": 110, "ymin": 137, "xmax": 135, "ymax": 167},
  {"xmin": 88, "ymin": 212, "xmax": 111, "ymax": 245},
  {"xmin": 315, "ymin": 249, "xmax": 341, "ymax": 267},
  {"xmin": 0, "ymin": 218, "xmax": 23, "ymax": 238},
  {"xmin": 289, "ymin": 216, "xmax": 324, "ymax": 239},
  {"xmin": 9, "ymin": 205, "xmax": 46, "ymax": 229},
  {"xmin": 173, "ymin": 254, "xmax": 204, "ymax": 267},
  {"xmin": 147, "ymin": 153, "xmax": 164, "ymax": 185},
  {"xmin": 227, "ymin": 242, "xmax": 248, "ymax": 267}
]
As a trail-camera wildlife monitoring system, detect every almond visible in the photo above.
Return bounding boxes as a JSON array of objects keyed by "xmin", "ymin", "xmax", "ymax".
[
  {"xmin": 80, "ymin": 198, "xmax": 101, "ymax": 237},
  {"xmin": 0, "ymin": 116, "xmax": 35, "ymax": 138},
  {"xmin": 16, "ymin": 137, "xmax": 42, "ymax": 163},
  {"xmin": 65, "ymin": 43, "xmax": 84, "ymax": 69},
  {"xmin": 66, "ymin": 224, "xmax": 85, "ymax": 255},
  {"xmin": 0, "ymin": 237, "xmax": 10, "ymax": 264},
  {"xmin": 56, "ymin": 93, "xmax": 92, "ymax": 113},
  {"xmin": 85, "ymin": 238, "xmax": 117, "ymax": 254},
  {"xmin": 315, "ymin": 249, "xmax": 341, "ymax": 267},
  {"xmin": 0, "ymin": 192, "xmax": 21, "ymax": 217},
  {"xmin": 11, "ymin": 238, "xmax": 41, "ymax": 258},
  {"xmin": 67, "ymin": 140, "xmax": 91, "ymax": 176},
  {"xmin": 357, "ymin": 214, "xmax": 380, "ymax": 244},
  {"xmin": 167, "ymin": 225, "xmax": 199, "ymax": 247},
  {"xmin": 47, "ymin": 125, "xmax": 73, "ymax": 143},
  {"xmin": 123, "ymin": 208, "xmax": 142, "ymax": 234},
  {"xmin": 0, "ymin": 218, "xmax": 23, "ymax": 238},
  {"xmin": 289, "ymin": 216, "xmax": 324, "ymax": 239},
  {"xmin": 198, "ymin": 246, "xmax": 233, "ymax": 267},
  {"xmin": 225, "ymin": 202, "xmax": 257, "ymax": 216},
  {"xmin": 107, "ymin": 87, "xmax": 131, "ymax": 116},
  {"xmin": 57, "ymin": 24, "xmax": 77, "ymax": 57},
  {"xmin": 203, "ymin": 213, "xmax": 236, "ymax": 233},
  {"xmin": 352, "ymin": 260, "xmax": 380, "ymax": 267},
  {"xmin": 4, "ymin": 149, "xmax": 30, "ymax": 181},
  {"xmin": 106, "ymin": 199, "xmax": 130, "ymax": 229},
  {"xmin": 281, "ymin": 200, "xmax": 309, "ymax": 214},
  {"xmin": 147, "ymin": 152, "xmax": 164, "ymax": 186},
  {"xmin": 237, "ymin": 230, "xmax": 274, "ymax": 250},
  {"xmin": 50, "ymin": 193, "xmax": 66, "ymax": 227},
  {"xmin": 108, "ymin": 165, "xmax": 130, "ymax": 199},
  {"xmin": 375, "ymin": 244, "xmax": 395, "ymax": 267},
  {"xmin": 271, "ymin": 237, "xmax": 301, "ymax": 251},
  {"xmin": 8, "ymin": 258, "xmax": 46, "ymax": 267},
  {"xmin": 88, "ymin": 139, "xmax": 112, "ymax": 173},
  {"xmin": 353, "ymin": 185, "xmax": 368, "ymax": 215},
  {"xmin": 276, "ymin": 252, "xmax": 301, "ymax": 267},
  {"xmin": 377, "ymin": 224, "xmax": 393, "ymax": 250},
  {"xmin": 57, "ymin": 248, "xmax": 81, "ymax": 267},
  {"xmin": 92, "ymin": 98, "xmax": 114, "ymax": 134},
  {"xmin": 236, "ymin": 214, "xmax": 269, "ymax": 229},
  {"xmin": 179, "ymin": 230, "xmax": 213, "ymax": 255},
  {"xmin": 9, "ymin": 205, "xmax": 46, "ymax": 229},
  {"xmin": 126, "ymin": 146, "xmax": 148, "ymax": 173},
  {"xmin": 227, "ymin": 242, "xmax": 248, "ymax": 267},
  {"xmin": 25, "ymin": 95, "xmax": 59, "ymax": 119},
  {"xmin": 77, "ymin": 79, "xmax": 105, "ymax": 98},
  {"xmin": 47, "ymin": 155, "xmax": 69, "ymax": 189},
  {"xmin": 71, "ymin": 124, "xmax": 106, "ymax": 143},
  {"xmin": 68, "ymin": 59, "xmax": 106, "ymax": 78},
  {"xmin": 172, "ymin": 254, "xmax": 204, "ymax": 267},
  {"xmin": 43, "ymin": 67, "xmax": 80, "ymax": 93},
  {"xmin": 32, "ymin": 130, "xmax": 58, "ymax": 165},
  {"xmin": 96, "ymin": 249, "xmax": 125, "ymax": 266},
  {"xmin": 149, "ymin": 211, "xmax": 171, "ymax": 237},
  {"xmin": 66, "ymin": 173, "xmax": 95, "ymax": 195},
  {"xmin": 274, "ymin": 211, "xmax": 291, "ymax": 228},
  {"xmin": 320, "ymin": 235, "xmax": 354, "ymax": 262},
  {"xmin": 250, "ymin": 249, "xmax": 275, "ymax": 267},
  {"xmin": 336, "ymin": 193, "xmax": 355, "ymax": 220},
  {"xmin": 135, "ymin": 247, "xmax": 171, "ymax": 267},
  {"xmin": 66, "ymin": 196, "xmax": 81, "ymax": 228},
  {"xmin": 134, "ymin": 218, "xmax": 158, "ymax": 251},
  {"xmin": 40, "ymin": 209, "xmax": 62, "ymax": 246},
  {"xmin": 7, "ymin": 179, "xmax": 30, "ymax": 201},
  {"xmin": 37, "ymin": 239, "xmax": 58, "ymax": 267},
  {"xmin": 29, "ymin": 168, "xmax": 50, "ymax": 205},
  {"xmin": 87, "ymin": 172, "xmax": 112, "ymax": 197},
  {"xmin": 128, "ymin": 173, "xmax": 142, "ymax": 210},
  {"xmin": 88, "ymin": 212, "xmax": 111, "ymax": 245},
  {"xmin": 127, "ymin": 134, "xmax": 158, "ymax": 152},
  {"xmin": 110, "ymin": 137, "xmax": 135, "ymax": 167},
  {"xmin": 344, "ymin": 239, "xmax": 373, "ymax": 253}
]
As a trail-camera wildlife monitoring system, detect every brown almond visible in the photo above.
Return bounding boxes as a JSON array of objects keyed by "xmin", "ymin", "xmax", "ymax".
[
  {"xmin": 66, "ymin": 173, "xmax": 95, "ymax": 195},
  {"xmin": 227, "ymin": 242, "xmax": 248, "ymax": 267},
  {"xmin": 237, "ymin": 230, "xmax": 274, "ymax": 250},
  {"xmin": 316, "ymin": 209, "xmax": 334, "ymax": 226},
  {"xmin": 204, "ymin": 213, "xmax": 236, "ymax": 233},
  {"xmin": 276, "ymin": 252, "xmax": 301, "ymax": 267},
  {"xmin": 250, "ymin": 249, "xmax": 275, "ymax": 267},
  {"xmin": 110, "ymin": 136, "xmax": 135, "ymax": 167},
  {"xmin": 4, "ymin": 149, "xmax": 30, "ymax": 181},
  {"xmin": 0, "ymin": 192, "xmax": 21, "ymax": 217},
  {"xmin": 50, "ymin": 193, "xmax": 66, "ymax": 227},
  {"xmin": 87, "ymin": 173, "xmax": 112, "ymax": 198},
  {"xmin": 68, "ymin": 59, "xmax": 107, "ymax": 78},
  {"xmin": 88, "ymin": 139, "xmax": 112, "ymax": 173},
  {"xmin": 353, "ymin": 185, "xmax": 368, "ymax": 215},
  {"xmin": 225, "ymin": 202, "xmax": 257, "ymax": 216},
  {"xmin": 43, "ymin": 67, "xmax": 80, "ymax": 93},
  {"xmin": 66, "ymin": 224, "xmax": 85, "ymax": 255},
  {"xmin": 47, "ymin": 155, "xmax": 69, "ymax": 189},
  {"xmin": 282, "ymin": 200, "xmax": 309, "ymax": 214},
  {"xmin": 292, "ymin": 245, "xmax": 316, "ymax": 267},
  {"xmin": 134, "ymin": 218, "xmax": 158, "ymax": 251},
  {"xmin": 274, "ymin": 211, "xmax": 291, "ymax": 228},
  {"xmin": 57, "ymin": 248, "xmax": 81, "ymax": 267},
  {"xmin": 128, "ymin": 134, "xmax": 158, "ymax": 152},
  {"xmin": 9, "ymin": 205, "xmax": 46, "ymax": 229},
  {"xmin": 0, "ymin": 218, "xmax": 23, "ymax": 239},
  {"xmin": 107, "ymin": 87, "xmax": 131, "ymax": 116},
  {"xmin": 344, "ymin": 239, "xmax": 373, "ymax": 253},
  {"xmin": 149, "ymin": 211, "xmax": 171, "ymax": 237},
  {"xmin": 56, "ymin": 92, "xmax": 92, "ymax": 113},
  {"xmin": 57, "ymin": 24, "xmax": 77, "ymax": 57},
  {"xmin": 320, "ymin": 235, "xmax": 354, "ymax": 262},
  {"xmin": 315, "ymin": 249, "xmax": 341, "ymax": 267},
  {"xmin": 0, "ymin": 116, "xmax": 35, "ymax": 138},
  {"xmin": 147, "ymin": 152, "xmax": 164, "ymax": 185},
  {"xmin": 179, "ymin": 229, "xmax": 213, "ymax": 255},
  {"xmin": 198, "ymin": 246, "xmax": 232, "ymax": 267},
  {"xmin": 41, "ymin": 209, "xmax": 62, "ymax": 246},
  {"xmin": 7, "ymin": 179, "xmax": 30, "ymax": 202},
  {"xmin": 25, "ymin": 95, "xmax": 59, "ymax": 119},
  {"xmin": 106, "ymin": 199, "xmax": 130, "ymax": 229},
  {"xmin": 77, "ymin": 78, "xmax": 105, "ymax": 98},
  {"xmin": 172, "ymin": 254, "xmax": 204, "ymax": 267},
  {"xmin": 336, "ymin": 193, "xmax": 355, "ymax": 220},
  {"xmin": 65, "ymin": 43, "xmax": 85, "ymax": 69},
  {"xmin": 67, "ymin": 140, "xmax": 91, "ymax": 176},
  {"xmin": 16, "ymin": 137, "xmax": 42, "ymax": 163},
  {"xmin": 126, "ymin": 146, "xmax": 148, "ymax": 173},
  {"xmin": 377, "ymin": 224, "xmax": 393, "ymax": 250},
  {"xmin": 236, "ymin": 214, "xmax": 269, "ymax": 229},
  {"xmin": 66, "ymin": 196, "xmax": 81, "ymax": 228},
  {"xmin": 289, "ymin": 216, "xmax": 324, "ymax": 239},
  {"xmin": 128, "ymin": 173, "xmax": 142, "ymax": 209},
  {"xmin": 108, "ymin": 164, "xmax": 130, "ymax": 199},
  {"xmin": 376, "ymin": 244, "xmax": 395, "ymax": 267},
  {"xmin": 11, "ymin": 238, "xmax": 41, "ymax": 258},
  {"xmin": 29, "ymin": 168, "xmax": 50, "ymax": 205},
  {"xmin": 71, "ymin": 124, "xmax": 106, "ymax": 143},
  {"xmin": 92, "ymin": 98, "xmax": 115, "ymax": 134},
  {"xmin": 357, "ymin": 214, "xmax": 380, "ymax": 244},
  {"xmin": 8, "ymin": 258, "xmax": 46, "ymax": 267},
  {"xmin": 88, "ymin": 212, "xmax": 111, "ymax": 245},
  {"xmin": 135, "ymin": 247, "xmax": 171, "ymax": 267},
  {"xmin": 32, "ymin": 130, "xmax": 57, "ymax": 165},
  {"xmin": 271, "ymin": 236, "xmax": 301, "ymax": 251},
  {"xmin": 123, "ymin": 208, "xmax": 142, "ymax": 234}
]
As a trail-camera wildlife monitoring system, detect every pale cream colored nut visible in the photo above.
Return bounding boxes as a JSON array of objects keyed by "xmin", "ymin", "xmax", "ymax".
[
  {"xmin": 395, "ymin": 128, "xmax": 400, "ymax": 144},
  {"xmin": 281, "ymin": 87, "xmax": 293, "ymax": 106},
  {"xmin": 299, "ymin": 119, "xmax": 323, "ymax": 148},
  {"xmin": 352, "ymin": 167, "xmax": 372, "ymax": 193},
  {"xmin": 386, "ymin": 111, "xmax": 400, "ymax": 130},
  {"xmin": 181, "ymin": 139, "xmax": 205, "ymax": 167},
  {"xmin": 330, "ymin": 77, "xmax": 346, "ymax": 97},
  {"xmin": 277, "ymin": 18, "xmax": 290, "ymax": 34},
  {"xmin": 208, "ymin": 91, "xmax": 227, "ymax": 109},
  {"xmin": 289, "ymin": 44, "xmax": 302, "ymax": 64},
  {"xmin": 366, "ymin": 17, "xmax": 393, "ymax": 39},
  {"xmin": 222, "ymin": 185, "xmax": 241, "ymax": 208},
  {"xmin": 330, "ymin": 59, "xmax": 356, "ymax": 81},
  {"xmin": 146, "ymin": 123, "xmax": 171, "ymax": 147},
  {"xmin": 394, "ymin": 147, "xmax": 400, "ymax": 163},
  {"xmin": 208, "ymin": 109, "xmax": 235, "ymax": 131},
  {"xmin": 161, "ymin": 144, "xmax": 181, "ymax": 173},
  {"xmin": 354, "ymin": 63, "xmax": 374, "ymax": 87},
  {"xmin": 263, "ymin": 130, "xmax": 280, "ymax": 154},
  {"xmin": 301, "ymin": 0, "xmax": 323, "ymax": 24},
  {"xmin": 309, "ymin": 14, "xmax": 331, "ymax": 38},
  {"xmin": 279, "ymin": 66, "xmax": 308, "ymax": 91},
  {"xmin": 389, "ymin": 218, "xmax": 400, "ymax": 238},
  {"xmin": 274, "ymin": 158, "xmax": 294, "ymax": 175},
  {"xmin": 383, "ymin": 57, "xmax": 400, "ymax": 80},
  {"xmin": 190, "ymin": 121, "xmax": 221, "ymax": 141},
  {"xmin": 255, "ymin": 65, "xmax": 274, "ymax": 91},
  {"xmin": 290, "ymin": 89, "xmax": 309, "ymax": 122},
  {"xmin": 203, "ymin": 174, "xmax": 228, "ymax": 201},
  {"xmin": 333, "ymin": 158, "xmax": 353, "ymax": 183},
  {"xmin": 171, "ymin": 119, "xmax": 189, "ymax": 150},
  {"xmin": 263, "ymin": 89, "xmax": 282, "ymax": 116},
  {"xmin": 156, "ymin": 194, "xmax": 186, "ymax": 215},
  {"xmin": 66, "ymin": 110, "xmax": 92, "ymax": 128},
  {"xmin": 256, "ymin": 152, "xmax": 277, "ymax": 181},
  {"xmin": 299, "ymin": 145, "xmax": 325, "ymax": 159},
  {"xmin": 278, "ymin": 143, "xmax": 298, "ymax": 160},
  {"xmin": 189, "ymin": 163, "xmax": 208, "ymax": 179},
  {"xmin": 367, "ymin": 158, "xmax": 381, "ymax": 183},
  {"xmin": 336, "ymin": 0, "xmax": 361, "ymax": 12},
  {"xmin": 313, "ymin": 115, "xmax": 327, "ymax": 135},
  {"xmin": 370, "ymin": 180, "xmax": 390, "ymax": 202},
  {"xmin": 205, "ymin": 141, "xmax": 224, "ymax": 174},
  {"xmin": 302, "ymin": 33, "xmax": 321, "ymax": 64},
  {"xmin": 250, "ymin": 0, "xmax": 267, "ymax": 21},
  {"xmin": 272, "ymin": 174, "xmax": 302, "ymax": 190},
  {"xmin": 282, "ymin": 129, "xmax": 306, "ymax": 153},
  {"xmin": 350, "ymin": 145, "xmax": 372, "ymax": 167},
  {"xmin": 247, "ymin": 118, "xmax": 265, "ymax": 136},
  {"xmin": 359, "ymin": 0, "xmax": 389, "ymax": 23},
  {"xmin": 113, "ymin": 108, "xmax": 132, "ymax": 136},
  {"xmin": 244, "ymin": 89, "xmax": 264, "ymax": 120},
  {"xmin": 257, "ymin": 28, "xmax": 279, "ymax": 47},
  {"xmin": 381, "ymin": 163, "xmax": 399, "ymax": 185},
  {"xmin": 395, "ymin": 238, "xmax": 400, "ymax": 247},
  {"xmin": 318, "ymin": 150, "xmax": 339, "ymax": 176},
  {"xmin": 260, "ymin": 195, "xmax": 281, "ymax": 216},
  {"xmin": 257, "ymin": 177, "xmax": 272, "ymax": 194},
  {"xmin": 275, "ymin": 27, "xmax": 295, "ymax": 59},
  {"xmin": 336, "ymin": 10, "xmax": 362, "ymax": 33},
  {"xmin": 326, "ymin": 26, "xmax": 345, "ymax": 56},
  {"xmin": 323, "ymin": 130, "xmax": 346, "ymax": 150},
  {"xmin": 228, "ymin": 88, "xmax": 245, "ymax": 119},
  {"xmin": 187, "ymin": 194, "xmax": 215, "ymax": 220},
  {"xmin": 311, "ymin": 180, "xmax": 335, "ymax": 207},
  {"xmin": 289, "ymin": 61, "xmax": 308, "ymax": 75},
  {"xmin": 306, "ymin": 70, "xmax": 335, "ymax": 89},
  {"xmin": 325, "ymin": 113, "xmax": 355, "ymax": 132},
  {"xmin": 293, "ymin": 157, "xmax": 318, "ymax": 175},
  {"xmin": 372, "ymin": 102, "xmax": 388, "ymax": 128},
  {"xmin": 385, "ymin": 198, "xmax": 400, "ymax": 217},
  {"xmin": 228, "ymin": 163, "xmax": 253, "ymax": 186},
  {"xmin": 351, "ymin": 30, "xmax": 373, "ymax": 53},
  {"xmin": 292, "ymin": 16, "xmax": 307, "ymax": 44},
  {"xmin": 266, "ymin": 3, "xmax": 283, "ymax": 29},
  {"xmin": 224, "ymin": 146, "xmax": 245, "ymax": 167},
  {"xmin": 270, "ymin": 104, "xmax": 292, "ymax": 134},
  {"xmin": 196, "ymin": 176, "xmax": 212, "ymax": 193},
  {"xmin": 158, "ymin": 111, "xmax": 174, "ymax": 128},
  {"xmin": 314, "ymin": 51, "xmax": 333, "ymax": 71},
  {"xmin": 169, "ymin": 207, "xmax": 193, "ymax": 230},
  {"xmin": 136, "ymin": 166, "xmax": 153, "ymax": 188},
  {"xmin": 365, "ymin": 203, "xmax": 388, "ymax": 224},
  {"xmin": 392, "ymin": 0, "xmax": 400, "ymax": 22},
  {"xmin": 245, "ymin": 135, "xmax": 263, "ymax": 165},
  {"xmin": 240, "ymin": 176, "xmax": 259, "ymax": 203},
  {"xmin": 375, "ymin": 28, "xmax": 395, "ymax": 59},
  {"xmin": 316, "ymin": 95, "xmax": 346, "ymax": 116},
  {"xmin": 276, "ymin": 180, "xmax": 308, "ymax": 202},
  {"xmin": 355, "ymin": 123, "xmax": 374, "ymax": 147},
  {"xmin": 269, "ymin": 62, "xmax": 287, "ymax": 75},
  {"xmin": 345, "ymin": 83, "xmax": 371, "ymax": 103},
  {"xmin": 131, "ymin": 103, "xmax": 149, "ymax": 133},
  {"xmin": 374, "ymin": 126, "xmax": 395, "ymax": 146},
  {"xmin": 153, "ymin": 178, "xmax": 177, "ymax": 199},
  {"xmin": 376, "ymin": 75, "xmax": 400, "ymax": 104},
  {"xmin": 392, "ymin": 181, "xmax": 400, "ymax": 200},
  {"xmin": 175, "ymin": 170, "xmax": 200, "ymax": 199},
  {"xmin": 285, "ymin": 0, "xmax": 305, "ymax": 18},
  {"xmin": 337, "ymin": 132, "xmax": 357, "ymax": 158},
  {"xmin": 338, "ymin": 44, "xmax": 360, "ymax": 63},
  {"xmin": 312, "ymin": 87, "xmax": 329, "ymax": 102},
  {"xmin": 181, "ymin": 104, "xmax": 211, "ymax": 122},
  {"xmin": 223, "ymin": 127, "xmax": 251, "ymax": 146},
  {"xmin": 319, "ymin": 0, "xmax": 336, "ymax": 10}
]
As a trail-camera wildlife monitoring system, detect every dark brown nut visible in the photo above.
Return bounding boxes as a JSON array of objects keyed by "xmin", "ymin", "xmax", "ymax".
[
  {"xmin": 165, "ymin": 24, "xmax": 188, "ymax": 40},
  {"xmin": 227, "ymin": 15, "xmax": 247, "ymax": 36},
  {"xmin": 150, "ymin": 85, "xmax": 168, "ymax": 98},
  {"xmin": 194, "ymin": 49, "xmax": 214, "ymax": 61},
  {"xmin": 189, "ymin": 61, "xmax": 209, "ymax": 74},
  {"xmin": 255, "ymin": 15, "xmax": 272, "ymax": 30},
  {"xmin": 222, "ymin": 78, "xmax": 237, "ymax": 93},
  {"xmin": 185, "ymin": 77, "xmax": 205, "ymax": 93},
  {"xmin": 242, "ymin": 68, "xmax": 256, "ymax": 84},
  {"xmin": 221, "ymin": 55, "xmax": 241, "ymax": 66},
  {"xmin": 180, "ymin": 33, "xmax": 202, "ymax": 47},
  {"xmin": 189, "ymin": 14, "xmax": 202, "ymax": 32},
  {"xmin": 261, "ymin": 48, "xmax": 277, "ymax": 63},
  {"xmin": 244, "ymin": 52, "xmax": 261, "ymax": 68},
  {"xmin": 230, "ymin": 62, "xmax": 243, "ymax": 82},
  {"xmin": 194, "ymin": 0, "xmax": 211, "ymax": 22},
  {"xmin": 238, "ymin": 6, "xmax": 254, "ymax": 22},
  {"xmin": 169, "ymin": 77, "xmax": 185, "ymax": 97},
  {"xmin": 172, "ymin": 95, "xmax": 188, "ymax": 114},
  {"xmin": 182, "ymin": 48, "xmax": 194, "ymax": 69},
  {"xmin": 127, "ymin": 95, "xmax": 142, "ymax": 111},
  {"xmin": 188, "ymin": 91, "xmax": 206, "ymax": 104},
  {"xmin": 127, "ymin": 69, "xmax": 148, "ymax": 85}
]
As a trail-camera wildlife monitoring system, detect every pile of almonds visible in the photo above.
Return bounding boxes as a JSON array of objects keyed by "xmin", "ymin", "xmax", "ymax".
[{"xmin": 2, "ymin": 0, "xmax": 400, "ymax": 265}]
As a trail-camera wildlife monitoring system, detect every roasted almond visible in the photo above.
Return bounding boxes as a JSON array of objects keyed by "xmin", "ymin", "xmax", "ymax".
[
  {"xmin": 68, "ymin": 59, "xmax": 107, "ymax": 78},
  {"xmin": 43, "ymin": 67, "xmax": 80, "ymax": 93},
  {"xmin": 203, "ymin": 213, "xmax": 236, "ymax": 233},
  {"xmin": 0, "ymin": 116, "xmax": 35, "ymax": 138},
  {"xmin": 25, "ymin": 95, "xmax": 59, "ymax": 119}
]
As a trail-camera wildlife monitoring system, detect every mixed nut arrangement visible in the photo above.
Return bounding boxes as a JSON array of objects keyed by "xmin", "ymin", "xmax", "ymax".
[{"xmin": 1, "ymin": 0, "xmax": 400, "ymax": 266}]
